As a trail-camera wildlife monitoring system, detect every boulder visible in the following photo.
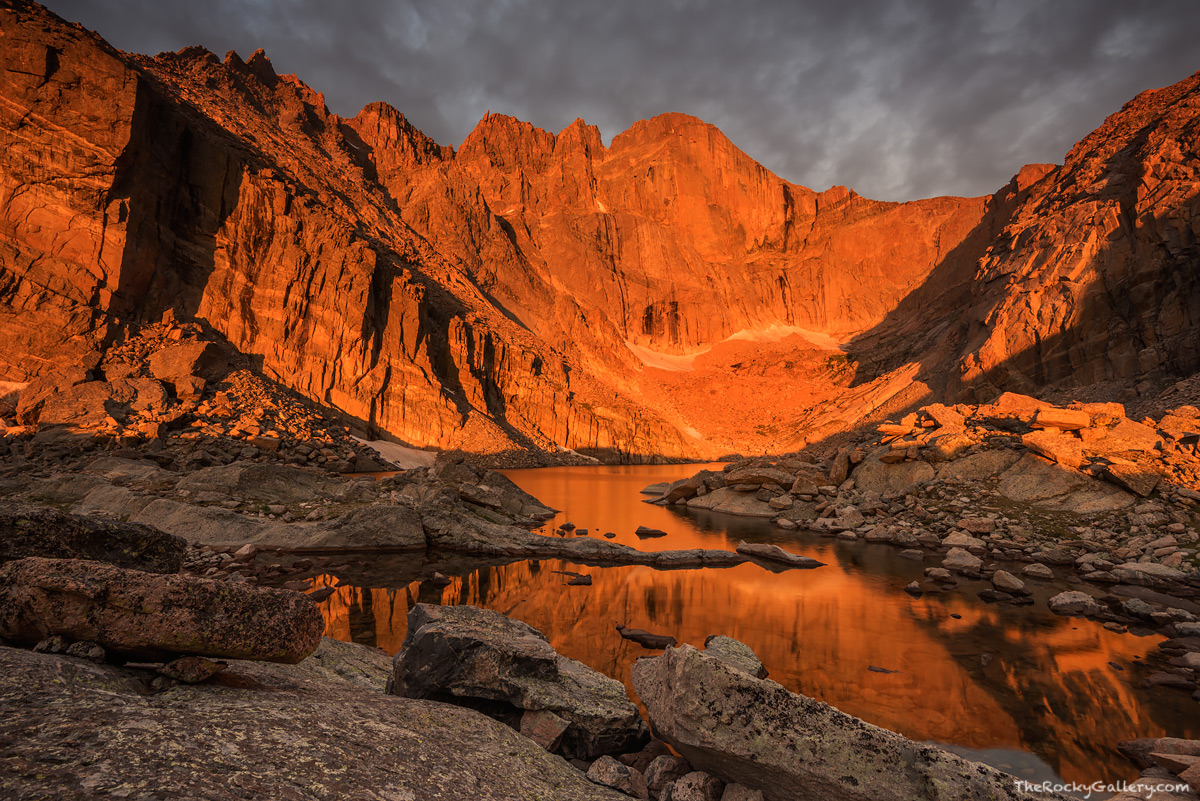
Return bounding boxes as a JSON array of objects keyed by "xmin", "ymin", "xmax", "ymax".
[
  {"xmin": 148, "ymin": 341, "xmax": 229, "ymax": 383},
  {"xmin": 734, "ymin": 542, "xmax": 824, "ymax": 570},
  {"xmin": 851, "ymin": 450, "xmax": 934, "ymax": 496},
  {"xmin": 942, "ymin": 547, "xmax": 982, "ymax": 575},
  {"xmin": 387, "ymin": 604, "xmax": 648, "ymax": 760},
  {"xmin": 934, "ymin": 449, "xmax": 1020, "ymax": 482},
  {"xmin": 991, "ymin": 570, "xmax": 1026, "ymax": 593},
  {"xmin": 631, "ymin": 639, "xmax": 1067, "ymax": 801},
  {"xmin": 703, "ymin": 635, "xmax": 768, "ymax": 679},
  {"xmin": 0, "ymin": 557, "xmax": 322, "ymax": 663},
  {"xmin": 588, "ymin": 755, "xmax": 649, "ymax": 799},
  {"xmin": 1048, "ymin": 591, "xmax": 1102, "ymax": 617},
  {"xmin": 14, "ymin": 366, "xmax": 89, "ymax": 425},
  {"xmin": 723, "ymin": 466, "xmax": 794, "ymax": 487},
  {"xmin": 0, "ymin": 503, "xmax": 185, "ymax": 573},
  {"xmin": 0, "ymin": 639, "xmax": 628, "ymax": 800},
  {"xmin": 1021, "ymin": 430, "xmax": 1083, "ymax": 468},
  {"xmin": 997, "ymin": 454, "xmax": 1134, "ymax": 513},
  {"xmin": 720, "ymin": 785, "xmax": 765, "ymax": 801},
  {"xmin": 646, "ymin": 755, "xmax": 693, "ymax": 797},
  {"xmin": 1033, "ymin": 407, "xmax": 1091, "ymax": 430},
  {"xmin": 666, "ymin": 772, "xmax": 724, "ymax": 801},
  {"xmin": 1104, "ymin": 463, "xmax": 1161, "ymax": 498},
  {"xmin": 685, "ymin": 487, "xmax": 776, "ymax": 517},
  {"xmin": 1021, "ymin": 563, "xmax": 1054, "ymax": 580}
]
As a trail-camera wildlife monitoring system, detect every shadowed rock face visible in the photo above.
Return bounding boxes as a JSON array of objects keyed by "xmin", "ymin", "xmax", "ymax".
[{"xmin": 2, "ymin": 1, "xmax": 1197, "ymax": 459}]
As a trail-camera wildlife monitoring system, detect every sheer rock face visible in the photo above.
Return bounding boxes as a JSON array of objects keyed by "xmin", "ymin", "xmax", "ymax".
[
  {"xmin": 2, "ymin": 1, "xmax": 1198, "ymax": 459},
  {"xmin": 950, "ymin": 73, "xmax": 1200, "ymax": 399}
]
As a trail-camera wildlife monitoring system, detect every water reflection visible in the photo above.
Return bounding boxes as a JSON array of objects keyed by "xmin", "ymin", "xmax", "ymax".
[{"xmin": 311, "ymin": 463, "xmax": 1199, "ymax": 789}]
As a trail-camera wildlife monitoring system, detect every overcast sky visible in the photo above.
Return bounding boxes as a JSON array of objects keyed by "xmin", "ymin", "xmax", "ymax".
[{"xmin": 47, "ymin": 0, "xmax": 1200, "ymax": 200}]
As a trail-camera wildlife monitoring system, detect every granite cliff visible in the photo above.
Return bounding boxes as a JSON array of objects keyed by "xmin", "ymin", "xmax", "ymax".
[{"xmin": 1, "ymin": 0, "xmax": 1197, "ymax": 460}]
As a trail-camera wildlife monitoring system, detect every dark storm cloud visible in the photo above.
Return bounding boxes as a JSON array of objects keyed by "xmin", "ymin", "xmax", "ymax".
[{"xmin": 46, "ymin": 0, "xmax": 1200, "ymax": 200}]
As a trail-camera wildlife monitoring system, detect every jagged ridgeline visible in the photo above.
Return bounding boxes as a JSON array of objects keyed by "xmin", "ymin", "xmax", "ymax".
[{"xmin": 1, "ymin": 0, "xmax": 1197, "ymax": 462}]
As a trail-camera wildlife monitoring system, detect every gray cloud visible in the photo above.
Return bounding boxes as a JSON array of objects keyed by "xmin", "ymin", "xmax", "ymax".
[{"xmin": 47, "ymin": 0, "xmax": 1200, "ymax": 200}]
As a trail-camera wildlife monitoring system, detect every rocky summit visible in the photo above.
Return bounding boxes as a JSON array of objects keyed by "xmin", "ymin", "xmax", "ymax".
[{"xmin": 2, "ymin": 0, "xmax": 1200, "ymax": 799}]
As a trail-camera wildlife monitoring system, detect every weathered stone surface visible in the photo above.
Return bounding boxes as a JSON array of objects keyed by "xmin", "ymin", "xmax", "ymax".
[
  {"xmin": 1021, "ymin": 430, "xmax": 1083, "ymax": 469},
  {"xmin": 631, "ymin": 639, "xmax": 1066, "ymax": 801},
  {"xmin": 851, "ymin": 450, "xmax": 935, "ymax": 496},
  {"xmin": 942, "ymin": 547, "xmax": 982, "ymax": 575},
  {"xmin": 702, "ymin": 635, "xmax": 768, "ymax": 679},
  {"xmin": 176, "ymin": 462, "xmax": 345, "ymax": 504},
  {"xmin": 388, "ymin": 604, "xmax": 648, "ymax": 760},
  {"xmin": 0, "ymin": 503, "xmax": 185, "ymax": 572},
  {"xmin": 734, "ymin": 541, "xmax": 824, "ymax": 569},
  {"xmin": 1032, "ymin": 408, "xmax": 1091, "ymax": 430},
  {"xmin": 646, "ymin": 755, "xmax": 693, "ymax": 797},
  {"xmin": 588, "ymin": 755, "xmax": 650, "ymax": 799},
  {"xmin": 685, "ymin": 487, "xmax": 777, "ymax": 517},
  {"xmin": 1104, "ymin": 463, "xmax": 1161, "ymax": 498},
  {"xmin": 0, "ymin": 557, "xmax": 322, "ymax": 663},
  {"xmin": 617, "ymin": 625, "xmax": 677, "ymax": 650},
  {"xmin": 0, "ymin": 639, "xmax": 630, "ymax": 800},
  {"xmin": 991, "ymin": 570, "xmax": 1026, "ymax": 593},
  {"xmin": 1048, "ymin": 591, "xmax": 1102, "ymax": 617},
  {"xmin": 148, "ymin": 341, "xmax": 229, "ymax": 383},
  {"xmin": 997, "ymin": 454, "xmax": 1134, "ymax": 513},
  {"xmin": 666, "ymin": 772, "xmax": 724, "ymax": 801}
]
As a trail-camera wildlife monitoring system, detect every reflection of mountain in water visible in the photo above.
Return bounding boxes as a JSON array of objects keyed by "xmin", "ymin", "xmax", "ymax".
[{"xmin": 311, "ymin": 550, "xmax": 1194, "ymax": 786}]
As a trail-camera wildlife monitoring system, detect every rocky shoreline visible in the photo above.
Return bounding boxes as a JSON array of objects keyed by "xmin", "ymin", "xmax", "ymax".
[{"xmin": 647, "ymin": 394, "xmax": 1200, "ymax": 702}]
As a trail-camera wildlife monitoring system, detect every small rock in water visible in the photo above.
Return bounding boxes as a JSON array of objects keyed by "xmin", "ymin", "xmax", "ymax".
[
  {"xmin": 568, "ymin": 575, "xmax": 593, "ymax": 586},
  {"xmin": 307, "ymin": 586, "xmax": 336, "ymax": 602},
  {"xmin": 616, "ymin": 624, "xmax": 676, "ymax": 650},
  {"xmin": 903, "ymin": 581, "xmax": 923, "ymax": 597},
  {"xmin": 980, "ymin": 654, "xmax": 995, "ymax": 668},
  {"xmin": 1109, "ymin": 661, "xmax": 1125, "ymax": 671},
  {"xmin": 867, "ymin": 665, "xmax": 898, "ymax": 674},
  {"xmin": 429, "ymin": 572, "xmax": 452, "ymax": 587},
  {"xmin": 575, "ymin": 529, "xmax": 589, "ymax": 536},
  {"xmin": 560, "ymin": 522, "xmax": 577, "ymax": 532},
  {"xmin": 604, "ymin": 532, "xmax": 617, "ymax": 539},
  {"xmin": 635, "ymin": 526, "xmax": 668, "ymax": 538},
  {"xmin": 950, "ymin": 613, "xmax": 962, "ymax": 619}
]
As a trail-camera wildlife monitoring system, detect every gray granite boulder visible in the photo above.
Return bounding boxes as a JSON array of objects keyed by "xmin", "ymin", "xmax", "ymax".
[{"xmin": 388, "ymin": 603, "xmax": 649, "ymax": 760}]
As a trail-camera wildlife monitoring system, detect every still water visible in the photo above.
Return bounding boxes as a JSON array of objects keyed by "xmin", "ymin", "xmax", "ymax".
[{"xmin": 312, "ymin": 464, "xmax": 1199, "ymax": 788}]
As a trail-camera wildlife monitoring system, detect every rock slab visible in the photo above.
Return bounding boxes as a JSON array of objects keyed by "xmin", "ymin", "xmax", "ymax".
[
  {"xmin": 387, "ymin": 603, "xmax": 648, "ymax": 760},
  {"xmin": 0, "ymin": 557, "xmax": 322, "ymax": 663},
  {"xmin": 631, "ymin": 639, "xmax": 1067, "ymax": 801}
]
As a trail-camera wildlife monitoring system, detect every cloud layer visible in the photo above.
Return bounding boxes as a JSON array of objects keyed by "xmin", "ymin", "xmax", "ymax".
[{"xmin": 48, "ymin": 0, "xmax": 1200, "ymax": 200}]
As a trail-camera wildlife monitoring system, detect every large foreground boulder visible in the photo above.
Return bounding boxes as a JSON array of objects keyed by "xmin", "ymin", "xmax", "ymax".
[
  {"xmin": 388, "ymin": 603, "xmax": 649, "ymax": 760},
  {"xmin": 631, "ymin": 639, "xmax": 1067, "ymax": 801},
  {"xmin": 0, "ymin": 503, "xmax": 186, "ymax": 572},
  {"xmin": 0, "ymin": 558, "xmax": 323, "ymax": 663},
  {"xmin": 0, "ymin": 639, "xmax": 629, "ymax": 801}
]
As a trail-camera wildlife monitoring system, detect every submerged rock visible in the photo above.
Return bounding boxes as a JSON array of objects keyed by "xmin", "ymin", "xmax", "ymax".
[
  {"xmin": 631, "ymin": 637, "xmax": 1067, "ymax": 801},
  {"xmin": 0, "ymin": 557, "xmax": 323, "ymax": 663},
  {"xmin": 387, "ymin": 603, "xmax": 649, "ymax": 760}
]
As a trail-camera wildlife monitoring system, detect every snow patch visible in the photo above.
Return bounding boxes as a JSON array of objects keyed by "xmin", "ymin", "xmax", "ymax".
[
  {"xmin": 725, "ymin": 324, "xmax": 846, "ymax": 351},
  {"xmin": 354, "ymin": 437, "xmax": 437, "ymax": 469}
]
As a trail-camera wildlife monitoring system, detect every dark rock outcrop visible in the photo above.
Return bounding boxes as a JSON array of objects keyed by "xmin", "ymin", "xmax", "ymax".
[
  {"xmin": 0, "ymin": 557, "xmax": 323, "ymax": 663},
  {"xmin": 387, "ymin": 603, "xmax": 649, "ymax": 760},
  {"xmin": 0, "ymin": 503, "xmax": 185, "ymax": 572}
]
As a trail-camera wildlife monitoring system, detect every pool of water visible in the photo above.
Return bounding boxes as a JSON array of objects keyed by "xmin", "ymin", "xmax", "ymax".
[{"xmin": 311, "ymin": 463, "xmax": 1199, "ymax": 789}]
